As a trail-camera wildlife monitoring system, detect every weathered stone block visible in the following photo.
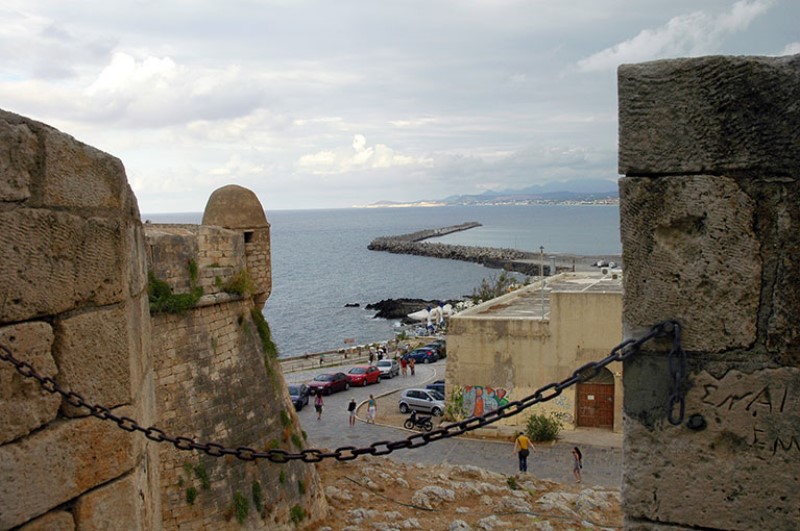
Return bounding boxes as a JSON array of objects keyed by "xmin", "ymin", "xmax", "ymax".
[
  {"xmin": 18, "ymin": 510, "xmax": 75, "ymax": 530},
  {"xmin": 0, "ymin": 209, "xmax": 128, "ymax": 322},
  {"xmin": 624, "ymin": 367, "xmax": 800, "ymax": 530},
  {"xmin": 39, "ymin": 121, "xmax": 129, "ymax": 210},
  {"xmin": 0, "ymin": 409, "xmax": 135, "ymax": 529},
  {"xmin": 54, "ymin": 304, "xmax": 138, "ymax": 416},
  {"xmin": 0, "ymin": 114, "xmax": 37, "ymax": 201},
  {"xmin": 0, "ymin": 322, "xmax": 60, "ymax": 444},
  {"xmin": 619, "ymin": 54, "xmax": 800, "ymax": 175},
  {"xmin": 73, "ymin": 473, "xmax": 141, "ymax": 530},
  {"xmin": 620, "ymin": 175, "xmax": 759, "ymax": 352}
]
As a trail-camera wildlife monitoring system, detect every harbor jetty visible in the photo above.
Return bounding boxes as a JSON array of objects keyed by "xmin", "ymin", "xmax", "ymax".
[{"xmin": 367, "ymin": 222, "xmax": 550, "ymax": 275}]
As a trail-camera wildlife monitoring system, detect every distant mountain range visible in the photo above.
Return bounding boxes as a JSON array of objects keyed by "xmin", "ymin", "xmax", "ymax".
[{"xmin": 363, "ymin": 179, "xmax": 619, "ymax": 208}]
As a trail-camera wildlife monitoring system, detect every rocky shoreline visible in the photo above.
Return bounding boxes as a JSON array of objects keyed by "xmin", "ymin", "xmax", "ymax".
[{"xmin": 365, "ymin": 298, "xmax": 462, "ymax": 323}]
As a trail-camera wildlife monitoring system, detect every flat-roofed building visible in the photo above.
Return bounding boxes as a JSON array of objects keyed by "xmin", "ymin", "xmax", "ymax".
[{"xmin": 446, "ymin": 272, "xmax": 623, "ymax": 433}]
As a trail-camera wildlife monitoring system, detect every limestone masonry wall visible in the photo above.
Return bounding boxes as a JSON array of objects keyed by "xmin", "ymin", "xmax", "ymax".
[
  {"xmin": 0, "ymin": 109, "xmax": 160, "ymax": 530},
  {"xmin": 0, "ymin": 109, "xmax": 324, "ymax": 530},
  {"xmin": 151, "ymin": 300, "xmax": 325, "ymax": 529},
  {"xmin": 619, "ymin": 55, "xmax": 800, "ymax": 530}
]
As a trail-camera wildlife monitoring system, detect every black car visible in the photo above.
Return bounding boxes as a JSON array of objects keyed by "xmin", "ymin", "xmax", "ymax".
[{"xmin": 288, "ymin": 383, "xmax": 310, "ymax": 411}]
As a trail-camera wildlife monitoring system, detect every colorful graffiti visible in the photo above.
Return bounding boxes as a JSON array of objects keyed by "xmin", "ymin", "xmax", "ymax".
[{"xmin": 463, "ymin": 386, "xmax": 510, "ymax": 418}]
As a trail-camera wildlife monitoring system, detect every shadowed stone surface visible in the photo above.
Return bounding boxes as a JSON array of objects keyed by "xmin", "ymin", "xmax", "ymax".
[{"xmin": 619, "ymin": 54, "xmax": 800, "ymax": 175}]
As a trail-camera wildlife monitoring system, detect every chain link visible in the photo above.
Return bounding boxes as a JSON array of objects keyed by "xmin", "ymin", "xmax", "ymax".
[{"xmin": 0, "ymin": 320, "xmax": 683, "ymax": 463}]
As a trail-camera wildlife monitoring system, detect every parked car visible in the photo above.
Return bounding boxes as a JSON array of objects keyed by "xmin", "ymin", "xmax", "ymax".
[
  {"xmin": 288, "ymin": 383, "xmax": 310, "ymax": 411},
  {"xmin": 376, "ymin": 358, "xmax": 400, "ymax": 379},
  {"xmin": 346, "ymin": 365, "xmax": 381, "ymax": 386},
  {"xmin": 406, "ymin": 348, "xmax": 439, "ymax": 364},
  {"xmin": 398, "ymin": 388, "xmax": 446, "ymax": 416},
  {"xmin": 425, "ymin": 339, "xmax": 446, "ymax": 358},
  {"xmin": 308, "ymin": 372, "xmax": 350, "ymax": 395},
  {"xmin": 425, "ymin": 380, "xmax": 445, "ymax": 395}
]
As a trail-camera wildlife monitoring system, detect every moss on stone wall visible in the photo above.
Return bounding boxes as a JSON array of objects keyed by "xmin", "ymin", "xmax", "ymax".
[
  {"xmin": 148, "ymin": 268, "xmax": 203, "ymax": 314},
  {"xmin": 251, "ymin": 308, "xmax": 278, "ymax": 359}
]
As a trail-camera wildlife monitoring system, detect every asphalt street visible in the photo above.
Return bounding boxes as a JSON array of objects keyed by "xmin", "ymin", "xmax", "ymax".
[{"xmin": 283, "ymin": 360, "xmax": 622, "ymax": 488}]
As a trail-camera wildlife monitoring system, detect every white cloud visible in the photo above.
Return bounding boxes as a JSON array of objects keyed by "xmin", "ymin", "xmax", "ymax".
[
  {"xmin": 1, "ymin": 0, "xmax": 796, "ymax": 211},
  {"xmin": 576, "ymin": 0, "xmax": 775, "ymax": 72},
  {"xmin": 297, "ymin": 135, "xmax": 432, "ymax": 175},
  {"xmin": 780, "ymin": 42, "xmax": 800, "ymax": 55}
]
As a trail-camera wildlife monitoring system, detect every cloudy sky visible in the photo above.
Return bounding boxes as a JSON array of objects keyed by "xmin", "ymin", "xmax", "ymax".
[{"xmin": 2, "ymin": 0, "xmax": 798, "ymax": 212}]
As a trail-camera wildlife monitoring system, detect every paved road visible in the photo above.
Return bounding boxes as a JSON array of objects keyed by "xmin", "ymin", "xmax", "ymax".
[{"xmin": 283, "ymin": 361, "xmax": 622, "ymax": 488}]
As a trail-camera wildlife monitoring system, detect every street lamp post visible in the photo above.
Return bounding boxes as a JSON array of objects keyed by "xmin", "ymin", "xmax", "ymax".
[{"xmin": 539, "ymin": 246, "xmax": 545, "ymax": 319}]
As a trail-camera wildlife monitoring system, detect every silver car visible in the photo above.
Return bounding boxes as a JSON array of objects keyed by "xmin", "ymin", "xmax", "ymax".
[
  {"xmin": 398, "ymin": 388, "xmax": 445, "ymax": 416},
  {"xmin": 376, "ymin": 358, "xmax": 400, "ymax": 379}
]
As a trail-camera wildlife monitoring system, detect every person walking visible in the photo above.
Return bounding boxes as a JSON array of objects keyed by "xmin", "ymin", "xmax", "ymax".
[
  {"xmin": 409, "ymin": 357, "xmax": 416, "ymax": 376},
  {"xmin": 366, "ymin": 394, "xmax": 377, "ymax": 424},
  {"xmin": 347, "ymin": 398, "xmax": 357, "ymax": 427},
  {"xmin": 400, "ymin": 356, "xmax": 408, "ymax": 376},
  {"xmin": 513, "ymin": 431, "xmax": 533, "ymax": 473},
  {"xmin": 572, "ymin": 447, "xmax": 583, "ymax": 483},
  {"xmin": 314, "ymin": 392, "xmax": 324, "ymax": 421}
]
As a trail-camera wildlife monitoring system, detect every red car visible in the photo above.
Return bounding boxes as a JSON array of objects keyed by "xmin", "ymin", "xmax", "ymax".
[
  {"xmin": 346, "ymin": 365, "xmax": 381, "ymax": 386},
  {"xmin": 308, "ymin": 372, "xmax": 350, "ymax": 395}
]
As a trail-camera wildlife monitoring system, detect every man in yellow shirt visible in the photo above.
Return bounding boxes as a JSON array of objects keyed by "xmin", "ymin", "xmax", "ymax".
[{"xmin": 513, "ymin": 432, "xmax": 533, "ymax": 473}]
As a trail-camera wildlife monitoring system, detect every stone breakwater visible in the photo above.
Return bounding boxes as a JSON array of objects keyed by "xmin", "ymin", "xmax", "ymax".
[{"xmin": 367, "ymin": 222, "xmax": 548, "ymax": 276}]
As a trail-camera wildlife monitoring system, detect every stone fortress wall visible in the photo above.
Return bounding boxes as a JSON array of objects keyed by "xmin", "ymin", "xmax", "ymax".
[
  {"xmin": 0, "ymin": 109, "xmax": 160, "ymax": 530},
  {"xmin": 145, "ymin": 186, "xmax": 325, "ymax": 530},
  {"xmin": 0, "ymin": 110, "xmax": 325, "ymax": 529},
  {"xmin": 619, "ymin": 54, "xmax": 800, "ymax": 530}
]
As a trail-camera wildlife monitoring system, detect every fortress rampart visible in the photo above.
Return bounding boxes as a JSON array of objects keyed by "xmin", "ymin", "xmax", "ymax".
[{"xmin": 0, "ymin": 111, "xmax": 325, "ymax": 529}]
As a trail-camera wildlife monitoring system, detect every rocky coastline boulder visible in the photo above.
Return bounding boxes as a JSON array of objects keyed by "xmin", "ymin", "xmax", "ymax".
[{"xmin": 366, "ymin": 298, "xmax": 462, "ymax": 322}]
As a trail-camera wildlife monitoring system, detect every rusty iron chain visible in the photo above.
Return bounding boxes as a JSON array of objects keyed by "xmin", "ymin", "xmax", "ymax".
[{"xmin": 0, "ymin": 320, "xmax": 683, "ymax": 463}]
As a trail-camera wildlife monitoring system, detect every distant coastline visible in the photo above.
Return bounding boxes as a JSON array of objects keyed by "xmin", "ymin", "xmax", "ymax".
[{"xmin": 353, "ymin": 197, "xmax": 619, "ymax": 209}]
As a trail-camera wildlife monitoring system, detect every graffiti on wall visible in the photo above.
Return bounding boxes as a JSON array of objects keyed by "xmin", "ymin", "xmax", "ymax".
[{"xmin": 463, "ymin": 386, "xmax": 510, "ymax": 417}]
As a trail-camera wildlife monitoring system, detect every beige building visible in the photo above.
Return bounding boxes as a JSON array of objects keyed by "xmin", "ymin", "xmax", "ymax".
[{"xmin": 445, "ymin": 272, "xmax": 623, "ymax": 433}]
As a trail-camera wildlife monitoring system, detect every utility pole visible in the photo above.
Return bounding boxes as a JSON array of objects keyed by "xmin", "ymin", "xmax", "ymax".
[{"xmin": 539, "ymin": 246, "xmax": 545, "ymax": 319}]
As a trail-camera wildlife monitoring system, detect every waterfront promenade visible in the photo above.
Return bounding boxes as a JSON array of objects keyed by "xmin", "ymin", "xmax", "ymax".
[{"xmin": 282, "ymin": 359, "xmax": 623, "ymax": 488}]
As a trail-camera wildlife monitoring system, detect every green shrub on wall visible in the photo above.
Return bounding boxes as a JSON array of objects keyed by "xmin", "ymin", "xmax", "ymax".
[
  {"xmin": 233, "ymin": 491, "xmax": 249, "ymax": 524},
  {"xmin": 251, "ymin": 308, "xmax": 278, "ymax": 359},
  {"xmin": 289, "ymin": 505, "xmax": 306, "ymax": 524},
  {"xmin": 444, "ymin": 386, "xmax": 469, "ymax": 422},
  {"xmin": 251, "ymin": 480, "xmax": 264, "ymax": 514},
  {"xmin": 147, "ymin": 260, "xmax": 204, "ymax": 314},
  {"xmin": 223, "ymin": 269, "xmax": 254, "ymax": 296}
]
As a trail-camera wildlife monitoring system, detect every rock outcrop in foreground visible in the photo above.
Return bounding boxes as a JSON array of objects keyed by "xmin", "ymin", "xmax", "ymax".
[{"xmin": 309, "ymin": 456, "xmax": 621, "ymax": 530}]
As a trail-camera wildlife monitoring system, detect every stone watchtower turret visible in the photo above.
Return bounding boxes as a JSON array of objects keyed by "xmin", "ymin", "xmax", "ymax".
[{"xmin": 202, "ymin": 184, "xmax": 271, "ymax": 308}]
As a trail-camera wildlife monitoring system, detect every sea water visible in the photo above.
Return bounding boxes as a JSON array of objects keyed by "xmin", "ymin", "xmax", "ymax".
[{"xmin": 144, "ymin": 205, "xmax": 621, "ymax": 357}]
